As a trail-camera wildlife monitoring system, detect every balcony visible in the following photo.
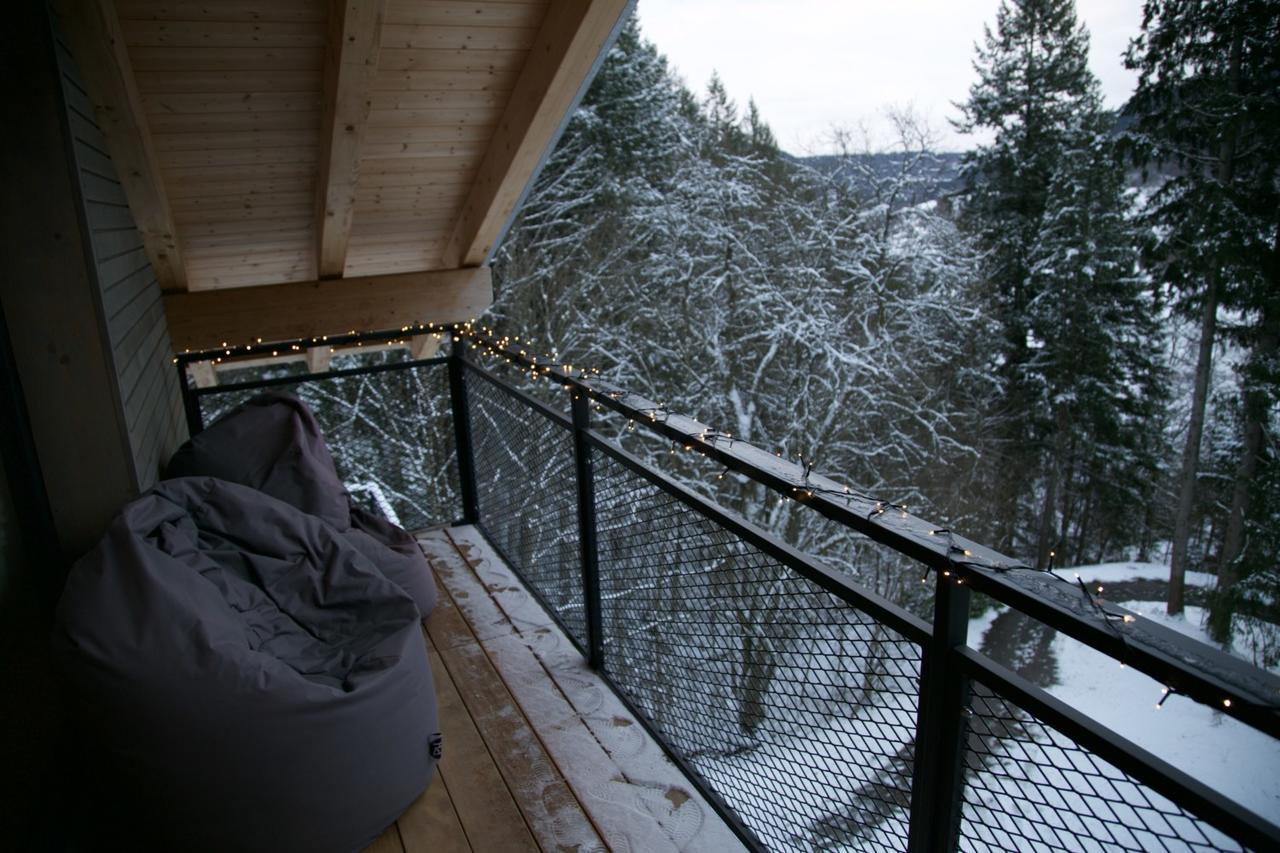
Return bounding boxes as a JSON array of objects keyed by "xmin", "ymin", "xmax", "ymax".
[
  {"xmin": 179, "ymin": 328, "xmax": 1280, "ymax": 852},
  {"xmin": 362, "ymin": 525, "xmax": 741, "ymax": 851}
]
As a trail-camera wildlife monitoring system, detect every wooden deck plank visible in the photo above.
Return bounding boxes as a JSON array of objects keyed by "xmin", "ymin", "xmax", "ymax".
[
  {"xmin": 424, "ymin": 532, "xmax": 687, "ymax": 852},
  {"xmin": 424, "ymin": 639, "xmax": 539, "ymax": 852},
  {"xmin": 425, "ymin": 527, "xmax": 748, "ymax": 852},
  {"xmin": 421, "ymin": 641, "xmax": 538, "ymax": 851},
  {"xmin": 429, "ymin": 594, "xmax": 605, "ymax": 851},
  {"xmin": 394, "ymin": 766, "xmax": 471, "ymax": 853},
  {"xmin": 424, "ymin": 575, "xmax": 481, "ymax": 653},
  {"xmin": 424, "ymin": 544, "xmax": 522, "ymax": 645},
  {"xmin": 396, "ymin": 527, "xmax": 745, "ymax": 853},
  {"xmin": 361, "ymin": 823, "xmax": 405, "ymax": 853},
  {"xmin": 439, "ymin": 644, "xmax": 599, "ymax": 852}
]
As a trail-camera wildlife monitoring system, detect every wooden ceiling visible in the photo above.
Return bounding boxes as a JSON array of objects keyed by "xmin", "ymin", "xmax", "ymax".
[{"xmin": 56, "ymin": 0, "xmax": 631, "ymax": 352}]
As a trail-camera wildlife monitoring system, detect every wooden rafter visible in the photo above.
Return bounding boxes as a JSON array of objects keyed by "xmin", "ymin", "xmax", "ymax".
[
  {"xmin": 316, "ymin": 0, "xmax": 386, "ymax": 278},
  {"xmin": 441, "ymin": 0, "xmax": 632, "ymax": 269},
  {"xmin": 55, "ymin": 0, "xmax": 186, "ymax": 291},
  {"xmin": 162, "ymin": 267, "xmax": 492, "ymax": 352}
]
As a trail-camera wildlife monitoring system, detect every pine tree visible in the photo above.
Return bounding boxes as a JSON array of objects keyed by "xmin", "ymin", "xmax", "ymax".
[
  {"xmin": 1023, "ymin": 131, "xmax": 1165, "ymax": 567},
  {"xmin": 1123, "ymin": 0, "xmax": 1280, "ymax": 624},
  {"xmin": 956, "ymin": 0, "xmax": 1162, "ymax": 567}
]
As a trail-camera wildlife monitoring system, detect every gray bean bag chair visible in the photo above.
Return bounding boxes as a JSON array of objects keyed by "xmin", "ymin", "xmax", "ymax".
[
  {"xmin": 165, "ymin": 391, "xmax": 437, "ymax": 619},
  {"xmin": 53, "ymin": 477, "xmax": 440, "ymax": 853}
]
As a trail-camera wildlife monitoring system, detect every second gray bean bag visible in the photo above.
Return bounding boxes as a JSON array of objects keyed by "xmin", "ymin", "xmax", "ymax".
[{"xmin": 166, "ymin": 391, "xmax": 437, "ymax": 619}]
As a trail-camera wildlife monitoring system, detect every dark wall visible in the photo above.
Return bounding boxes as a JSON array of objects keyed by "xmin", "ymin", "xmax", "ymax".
[
  {"xmin": 50, "ymin": 15, "xmax": 187, "ymax": 493},
  {"xmin": 0, "ymin": 300, "xmax": 67, "ymax": 851},
  {"xmin": 0, "ymin": 6, "xmax": 187, "ymax": 845},
  {"xmin": 0, "ymin": 1, "xmax": 187, "ymax": 565}
]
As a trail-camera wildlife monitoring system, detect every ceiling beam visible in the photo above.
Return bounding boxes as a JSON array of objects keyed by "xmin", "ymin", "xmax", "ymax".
[
  {"xmin": 315, "ymin": 0, "xmax": 386, "ymax": 278},
  {"xmin": 162, "ymin": 267, "xmax": 492, "ymax": 353},
  {"xmin": 441, "ymin": 0, "xmax": 632, "ymax": 269},
  {"xmin": 55, "ymin": 0, "xmax": 187, "ymax": 291}
]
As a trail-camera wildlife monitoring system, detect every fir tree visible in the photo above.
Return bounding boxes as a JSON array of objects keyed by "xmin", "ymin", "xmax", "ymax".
[
  {"xmin": 1023, "ymin": 133, "xmax": 1164, "ymax": 566},
  {"xmin": 1124, "ymin": 0, "xmax": 1280, "ymax": 625},
  {"xmin": 956, "ymin": 0, "xmax": 1160, "ymax": 566}
]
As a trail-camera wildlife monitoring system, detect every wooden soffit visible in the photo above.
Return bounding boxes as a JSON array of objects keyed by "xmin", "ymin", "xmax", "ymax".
[
  {"xmin": 56, "ymin": 0, "xmax": 632, "ymax": 346},
  {"xmin": 164, "ymin": 267, "xmax": 491, "ymax": 353}
]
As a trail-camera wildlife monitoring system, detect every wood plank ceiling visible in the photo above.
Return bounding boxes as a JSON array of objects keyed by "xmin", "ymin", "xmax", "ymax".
[{"xmin": 57, "ymin": 0, "xmax": 631, "ymax": 352}]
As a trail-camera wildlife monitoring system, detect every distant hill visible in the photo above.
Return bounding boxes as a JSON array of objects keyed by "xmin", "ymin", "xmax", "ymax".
[
  {"xmin": 791, "ymin": 151, "xmax": 966, "ymax": 207},
  {"xmin": 790, "ymin": 111, "xmax": 1164, "ymax": 209}
]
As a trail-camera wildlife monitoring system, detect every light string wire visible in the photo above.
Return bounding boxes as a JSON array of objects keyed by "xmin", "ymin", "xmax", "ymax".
[
  {"xmin": 462, "ymin": 325, "xmax": 1265, "ymax": 716},
  {"xmin": 178, "ymin": 321, "xmax": 1268, "ymax": 716}
]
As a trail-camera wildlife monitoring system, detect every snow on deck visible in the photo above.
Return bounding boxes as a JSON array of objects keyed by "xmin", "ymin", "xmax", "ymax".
[{"xmin": 416, "ymin": 526, "xmax": 746, "ymax": 852}]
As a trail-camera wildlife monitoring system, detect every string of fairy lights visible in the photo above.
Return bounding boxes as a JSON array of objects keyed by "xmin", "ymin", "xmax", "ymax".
[{"xmin": 177, "ymin": 320, "xmax": 1263, "ymax": 718}]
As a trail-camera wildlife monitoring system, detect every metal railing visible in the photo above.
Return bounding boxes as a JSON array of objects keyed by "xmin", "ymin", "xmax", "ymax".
[
  {"xmin": 177, "ymin": 331, "xmax": 1280, "ymax": 852},
  {"xmin": 182, "ymin": 349, "xmax": 460, "ymax": 531}
]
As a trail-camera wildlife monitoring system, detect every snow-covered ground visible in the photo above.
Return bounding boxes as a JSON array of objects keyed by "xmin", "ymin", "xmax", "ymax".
[
  {"xmin": 1062, "ymin": 560, "xmax": 1217, "ymax": 591},
  {"xmin": 970, "ymin": 563, "xmax": 1280, "ymax": 825}
]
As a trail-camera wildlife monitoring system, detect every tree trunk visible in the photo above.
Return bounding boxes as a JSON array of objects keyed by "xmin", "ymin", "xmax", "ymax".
[
  {"xmin": 1211, "ymin": 405, "xmax": 1263, "ymax": 643},
  {"xmin": 1035, "ymin": 450, "xmax": 1061, "ymax": 570},
  {"xmin": 1074, "ymin": 492, "xmax": 1095, "ymax": 567},
  {"xmin": 1209, "ymin": 265, "xmax": 1280, "ymax": 643},
  {"xmin": 1168, "ymin": 273, "xmax": 1218, "ymax": 615},
  {"xmin": 1058, "ymin": 435, "xmax": 1080, "ymax": 558},
  {"xmin": 1138, "ymin": 494, "xmax": 1155, "ymax": 562},
  {"xmin": 1171, "ymin": 26, "xmax": 1241, "ymax": 617},
  {"xmin": 1035, "ymin": 405, "xmax": 1072, "ymax": 570}
]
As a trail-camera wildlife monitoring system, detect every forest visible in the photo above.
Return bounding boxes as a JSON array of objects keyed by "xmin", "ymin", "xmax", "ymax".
[{"xmin": 484, "ymin": 0, "xmax": 1280, "ymax": 661}]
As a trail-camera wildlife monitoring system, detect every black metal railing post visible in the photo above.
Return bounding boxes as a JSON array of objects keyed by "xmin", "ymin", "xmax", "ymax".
[
  {"xmin": 448, "ymin": 337, "xmax": 480, "ymax": 525},
  {"xmin": 176, "ymin": 359, "xmax": 204, "ymax": 435},
  {"xmin": 571, "ymin": 390, "xmax": 604, "ymax": 670},
  {"xmin": 907, "ymin": 571, "xmax": 972, "ymax": 853}
]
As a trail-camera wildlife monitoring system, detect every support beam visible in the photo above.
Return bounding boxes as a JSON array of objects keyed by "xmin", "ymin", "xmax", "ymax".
[
  {"xmin": 306, "ymin": 346, "xmax": 332, "ymax": 373},
  {"xmin": 4, "ymin": 0, "xmax": 139, "ymax": 559},
  {"xmin": 316, "ymin": 0, "xmax": 385, "ymax": 278},
  {"xmin": 410, "ymin": 334, "xmax": 440, "ymax": 360},
  {"xmin": 189, "ymin": 361, "xmax": 217, "ymax": 388},
  {"xmin": 55, "ymin": 0, "xmax": 186, "ymax": 291},
  {"xmin": 441, "ymin": 0, "xmax": 631, "ymax": 268},
  {"xmin": 163, "ymin": 267, "xmax": 492, "ymax": 353}
]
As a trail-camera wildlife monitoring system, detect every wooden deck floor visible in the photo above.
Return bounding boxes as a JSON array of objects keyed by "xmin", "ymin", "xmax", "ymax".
[{"xmin": 362, "ymin": 526, "xmax": 744, "ymax": 853}]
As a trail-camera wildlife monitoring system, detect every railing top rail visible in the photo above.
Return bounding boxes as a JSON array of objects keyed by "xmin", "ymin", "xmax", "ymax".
[
  {"xmin": 172, "ymin": 325, "xmax": 450, "ymax": 366},
  {"xmin": 582, "ymin": 425, "xmax": 933, "ymax": 646},
  {"xmin": 956, "ymin": 647, "xmax": 1280, "ymax": 848},
  {"xmin": 458, "ymin": 327, "xmax": 1280, "ymax": 738},
  {"xmin": 192, "ymin": 354, "xmax": 448, "ymax": 397}
]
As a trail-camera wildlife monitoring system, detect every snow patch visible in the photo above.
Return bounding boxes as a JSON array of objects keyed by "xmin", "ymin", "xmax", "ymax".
[
  {"xmin": 1064, "ymin": 560, "xmax": 1216, "ymax": 589},
  {"xmin": 1046, "ymin": 622, "xmax": 1280, "ymax": 823}
]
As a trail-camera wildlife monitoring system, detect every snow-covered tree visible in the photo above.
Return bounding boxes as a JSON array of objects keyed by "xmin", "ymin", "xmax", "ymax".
[
  {"xmin": 1021, "ymin": 133, "xmax": 1165, "ymax": 567},
  {"xmin": 488, "ymin": 20, "xmax": 998, "ymax": 789},
  {"xmin": 956, "ymin": 0, "xmax": 1163, "ymax": 566},
  {"xmin": 1124, "ymin": 0, "xmax": 1280, "ymax": 624}
]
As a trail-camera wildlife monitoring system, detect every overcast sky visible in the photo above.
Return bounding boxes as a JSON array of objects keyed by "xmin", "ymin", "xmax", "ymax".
[{"xmin": 635, "ymin": 0, "xmax": 1146, "ymax": 153}]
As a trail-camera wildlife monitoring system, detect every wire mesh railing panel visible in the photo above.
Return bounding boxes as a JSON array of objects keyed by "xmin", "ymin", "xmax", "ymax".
[
  {"xmin": 194, "ymin": 360, "xmax": 458, "ymax": 531},
  {"xmin": 591, "ymin": 448, "xmax": 924, "ymax": 852},
  {"xmin": 466, "ymin": 372, "xmax": 586, "ymax": 644},
  {"xmin": 958, "ymin": 680, "xmax": 1243, "ymax": 852}
]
